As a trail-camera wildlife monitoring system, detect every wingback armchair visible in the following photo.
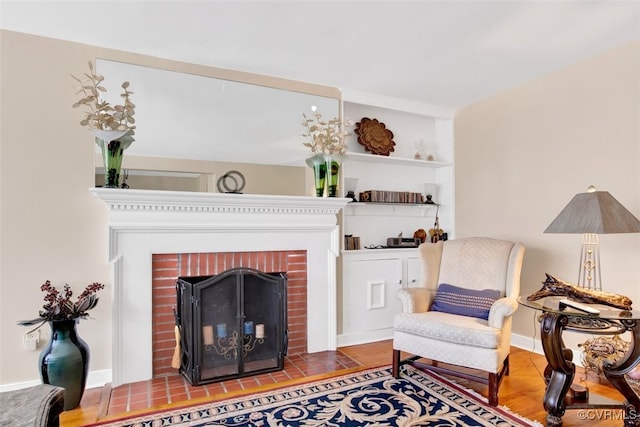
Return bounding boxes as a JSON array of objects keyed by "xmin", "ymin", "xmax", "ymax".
[{"xmin": 392, "ymin": 237, "xmax": 525, "ymax": 406}]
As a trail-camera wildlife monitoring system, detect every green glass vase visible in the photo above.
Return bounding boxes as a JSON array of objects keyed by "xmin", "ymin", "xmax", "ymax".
[
  {"xmin": 306, "ymin": 154, "xmax": 327, "ymax": 197},
  {"xmin": 325, "ymin": 155, "xmax": 343, "ymax": 197},
  {"xmin": 92, "ymin": 129, "xmax": 133, "ymax": 188},
  {"xmin": 39, "ymin": 320, "xmax": 90, "ymax": 410}
]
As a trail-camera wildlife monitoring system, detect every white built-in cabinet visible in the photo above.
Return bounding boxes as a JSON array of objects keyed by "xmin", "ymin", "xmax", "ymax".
[
  {"xmin": 338, "ymin": 250, "xmax": 424, "ymax": 346},
  {"xmin": 406, "ymin": 256, "xmax": 421, "ymax": 287},
  {"xmin": 337, "ymin": 89, "xmax": 454, "ymax": 346}
]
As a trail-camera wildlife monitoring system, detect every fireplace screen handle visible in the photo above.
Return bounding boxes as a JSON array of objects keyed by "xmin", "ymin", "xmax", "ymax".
[{"xmin": 284, "ymin": 328, "xmax": 289, "ymax": 355}]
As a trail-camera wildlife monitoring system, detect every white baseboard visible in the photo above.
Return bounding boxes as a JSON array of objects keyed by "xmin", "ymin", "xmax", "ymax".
[
  {"xmin": 337, "ymin": 328, "xmax": 394, "ymax": 347},
  {"xmin": 508, "ymin": 332, "xmax": 586, "ymax": 365},
  {"xmin": 510, "ymin": 332, "xmax": 544, "ymax": 356},
  {"xmin": 86, "ymin": 369, "xmax": 112, "ymax": 389},
  {"xmin": 0, "ymin": 369, "xmax": 112, "ymax": 393},
  {"xmin": 336, "ymin": 331, "xmax": 583, "ymax": 367}
]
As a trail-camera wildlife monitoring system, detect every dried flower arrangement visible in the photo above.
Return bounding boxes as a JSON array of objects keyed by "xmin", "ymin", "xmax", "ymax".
[
  {"xmin": 301, "ymin": 109, "xmax": 351, "ymax": 156},
  {"xmin": 72, "ymin": 61, "xmax": 136, "ymax": 137},
  {"xmin": 18, "ymin": 280, "xmax": 105, "ymax": 333}
]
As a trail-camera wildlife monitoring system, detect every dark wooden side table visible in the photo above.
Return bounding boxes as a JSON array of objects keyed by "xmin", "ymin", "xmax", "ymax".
[{"xmin": 519, "ymin": 296, "xmax": 640, "ymax": 427}]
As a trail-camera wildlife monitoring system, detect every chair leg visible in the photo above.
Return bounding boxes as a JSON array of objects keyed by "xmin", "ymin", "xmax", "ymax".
[
  {"xmin": 487, "ymin": 355, "xmax": 510, "ymax": 406},
  {"xmin": 392, "ymin": 349, "xmax": 401, "ymax": 378},
  {"xmin": 488, "ymin": 372, "xmax": 499, "ymax": 406}
]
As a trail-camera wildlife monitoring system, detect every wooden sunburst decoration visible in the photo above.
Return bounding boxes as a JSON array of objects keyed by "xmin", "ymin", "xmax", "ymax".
[{"xmin": 354, "ymin": 117, "xmax": 396, "ymax": 156}]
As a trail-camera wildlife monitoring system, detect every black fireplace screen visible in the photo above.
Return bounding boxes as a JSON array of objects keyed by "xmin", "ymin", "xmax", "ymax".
[{"xmin": 176, "ymin": 267, "xmax": 288, "ymax": 385}]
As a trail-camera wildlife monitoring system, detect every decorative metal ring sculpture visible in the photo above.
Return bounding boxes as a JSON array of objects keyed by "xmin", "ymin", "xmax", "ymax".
[{"xmin": 217, "ymin": 170, "xmax": 246, "ymax": 194}]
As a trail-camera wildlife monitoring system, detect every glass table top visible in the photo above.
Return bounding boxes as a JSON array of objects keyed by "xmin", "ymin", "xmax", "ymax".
[{"xmin": 518, "ymin": 296, "xmax": 640, "ymax": 320}]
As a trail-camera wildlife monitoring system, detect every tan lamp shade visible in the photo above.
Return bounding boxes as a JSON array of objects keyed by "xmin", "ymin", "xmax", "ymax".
[{"xmin": 544, "ymin": 190, "xmax": 640, "ymax": 234}]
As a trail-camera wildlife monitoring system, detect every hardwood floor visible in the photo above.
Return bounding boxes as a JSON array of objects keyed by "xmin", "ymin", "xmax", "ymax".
[{"xmin": 61, "ymin": 341, "xmax": 627, "ymax": 426}]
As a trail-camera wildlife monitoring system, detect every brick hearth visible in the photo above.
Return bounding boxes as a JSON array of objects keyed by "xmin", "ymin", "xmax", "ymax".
[{"xmin": 151, "ymin": 250, "xmax": 307, "ymax": 377}]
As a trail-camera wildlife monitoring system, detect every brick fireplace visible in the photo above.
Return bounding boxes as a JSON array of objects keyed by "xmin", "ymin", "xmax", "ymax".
[
  {"xmin": 152, "ymin": 250, "xmax": 307, "ymax": 377},
  {"xmin": 91, "ymin": 188, "xmax": 348, "ymax": 387}
]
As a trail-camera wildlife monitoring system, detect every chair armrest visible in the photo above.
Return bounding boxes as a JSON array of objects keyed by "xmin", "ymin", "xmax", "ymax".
[
  {"xmin": 488, "ymin": 297, "xmax": 518, "ymax": 328},
  {"xmin": 396, "ymin": 287, "xmax": 432, "ymax": 313}
]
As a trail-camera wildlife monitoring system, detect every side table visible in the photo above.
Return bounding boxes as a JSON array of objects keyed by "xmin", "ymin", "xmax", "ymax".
[{"xmin": 519, "ymin": 296, "xmax": 640, "ymax": 426}]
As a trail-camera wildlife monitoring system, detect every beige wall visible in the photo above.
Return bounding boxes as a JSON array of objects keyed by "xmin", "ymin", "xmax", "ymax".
[
  {"xmin": 454, "ymin": 41, "xmax": 640, "ymax": 343},
  {"xmin": 1, "ymin": 30, "xmax": 113, "ymax": 385},
  {"xmin": 0, "ymin": 30, "xmax": 318, "ymax": 387}
]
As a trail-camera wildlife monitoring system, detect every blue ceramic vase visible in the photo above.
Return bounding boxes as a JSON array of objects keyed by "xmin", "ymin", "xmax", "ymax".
[{"xmin": 39, "ymin": 319, "xmax": 90, "ymax": 410}]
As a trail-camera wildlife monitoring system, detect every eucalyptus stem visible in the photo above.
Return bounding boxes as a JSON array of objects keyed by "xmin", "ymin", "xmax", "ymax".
[{"xmin": 72, "ymin": 60, "xmax": 136, "ymax": 134}]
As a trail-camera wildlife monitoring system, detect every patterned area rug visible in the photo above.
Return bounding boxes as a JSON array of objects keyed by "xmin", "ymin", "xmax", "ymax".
[{"xmin": 91, "ymin": 365, "xmax": 542, "ymax": 426}]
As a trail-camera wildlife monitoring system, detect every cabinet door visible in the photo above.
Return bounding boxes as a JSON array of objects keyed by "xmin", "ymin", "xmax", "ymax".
[
  {"xmin": 406, "ymin": 257, "xmax": 422, "ymax": 288},
  {"xmin": 342, "ymin": 258, "xmax": 403, "ymax": 335}
]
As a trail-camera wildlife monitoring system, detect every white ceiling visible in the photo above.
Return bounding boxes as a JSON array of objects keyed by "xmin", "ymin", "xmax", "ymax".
[{"xmin": 2, "ymin": 0, "xmax": 639, "ymax": 109}]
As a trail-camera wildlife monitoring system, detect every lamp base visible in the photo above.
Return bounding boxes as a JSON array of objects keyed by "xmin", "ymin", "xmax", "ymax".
[{"xmin": 578, "ymin": 233, "xmax": 601, "ymax": 290}]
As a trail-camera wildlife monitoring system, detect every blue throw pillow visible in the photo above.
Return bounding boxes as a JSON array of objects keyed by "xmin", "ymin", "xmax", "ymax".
[{"xmin": 430, "ymin": 283, "xmax": 500, "ymax": 320}]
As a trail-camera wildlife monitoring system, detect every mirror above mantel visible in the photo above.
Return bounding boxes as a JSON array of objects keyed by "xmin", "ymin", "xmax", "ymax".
[{"xmin": 93, "ymin": 58, "xmax": 341, "ymax": 195}]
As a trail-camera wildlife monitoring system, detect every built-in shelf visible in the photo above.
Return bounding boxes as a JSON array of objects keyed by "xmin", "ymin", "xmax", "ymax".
[
  {"xmin": 338, "ymin": 90, "xmax": 454, "ymax": 348},
  {"xmin": 344, "ymin": 152, "xmax": 451, "ymax": 167},
  {"xmin": 347, "ymin": 202, "xmax": 440, "ymax": 207},
  {"xmin": 344, "ymin": 202, "xmax": 439, "ymax": 218},
  {"xmin": 342, "ymin": 247, "xmax": 419, "ymax": 256}
]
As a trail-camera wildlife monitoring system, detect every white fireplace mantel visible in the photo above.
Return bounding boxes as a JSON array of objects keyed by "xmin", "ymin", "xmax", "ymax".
[{"xmin": 91, "ymin": 188, "xmax": 349, "ymax": 386}]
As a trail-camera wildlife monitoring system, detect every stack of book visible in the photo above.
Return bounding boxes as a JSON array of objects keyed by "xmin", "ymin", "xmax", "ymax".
[
  {"xmin": 358, "ymin": 190, "xmax": 424, "ymax": 204},
  {"xmin": 344, "ymin": 235, "xmax": 361, "ymax": 250}
]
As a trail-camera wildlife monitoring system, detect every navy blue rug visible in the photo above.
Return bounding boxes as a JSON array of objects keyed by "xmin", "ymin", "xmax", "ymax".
[{"xmin": 94, "ymin": 365, "xmax": 541, "ymax": 426}]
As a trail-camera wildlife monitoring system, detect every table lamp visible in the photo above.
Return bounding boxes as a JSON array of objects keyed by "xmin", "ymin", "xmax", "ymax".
[{"xmin": 544, "ymin": 185, "xmax": 640, "ymax": 290}]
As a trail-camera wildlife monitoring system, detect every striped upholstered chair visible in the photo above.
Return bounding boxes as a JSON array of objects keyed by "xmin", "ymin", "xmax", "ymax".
[{"xmin": 392, "ymin": 237, "xmax": 525, "ymax": 406}]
